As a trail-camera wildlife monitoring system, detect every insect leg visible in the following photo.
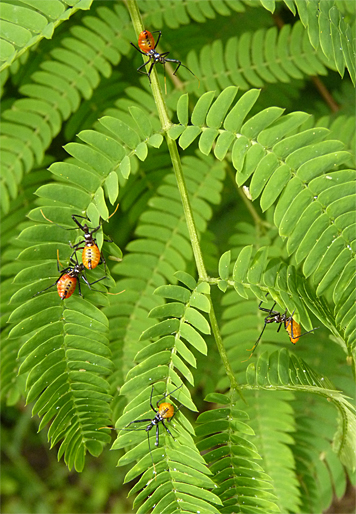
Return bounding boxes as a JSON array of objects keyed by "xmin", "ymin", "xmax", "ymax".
[
  {"xmin": 286, "ymin": 317, "xmax": 319, "ymax": 339},
  {"xmin": 69, "ymin": 244, "xmax": 85, "ymax": 265},
  {"xmin": 87, "ymin": 275, "xmax": 108, "ymax": 287},
  {"xmin": 258, "ymin": 294, "xmax": 279, "ymax": 315},
  {"xmin": 168, "ymin": 404, "xmax": 182, "ymax": 423},
  {"xmin": 244, "ymin": 320, "xmax": 269, "ymax": 358},
  {"xmin": 165, "ymin": 58, "xmax": 196, "ymax": 79},
  {"xmin": 76, "ymin": 277, "xmax": 82, "ymax": 297},
  {"xmin": 123, "ymin": 419, "xmax": 152, "ymax": 429},
  {"xmin": 146, "ymin": 61, "xmax": 156, "ymax": 82},
  {"xmin": 152, "ymin": 30, "xmax": 162, "ymax": 48},
  {"xmin": 170, "ymin": 59, "xmax": 183, "ymax": 75},
  {"xmin": 147, "ymin": 431, "xmax": 156, "ymax": 478},
  {"xmin": 149, "ymin": 385, "xmax": 158, "ymax": 414},
  {"xmin": 161, "ymin": 419, "xmax": 175, "ymax": 439},
  {"xmin": 33, "ymin": 266, "xmax": 69, "ymax": 297},
  {"xmin": 284, "ymin": 310, "xmax": 295, "ymax": 335},
  {"xmin": 137, "ymin": 58, "xmax": 153, "ymax": 75},
  {"xmin": 298, "ymin": 327, "xmax": 320, "ymax": 338},
  {"xmin": 71, "ymin": 215, "xmax": 89, "ymax": 231},
  {"xmin": 155, "ymin": 424, "xmax": 160, "ymax": 447},
  {"xmin": 33, "ymin": 278, "xmax": 59, "ymax": 297},
  {"xmin": 276, "ymin": 321, "xmax": 284, "ymax": 333},
  {"xmin": 130, "ymin": 42, "xmax": 147, "ymax": 55},
  {"xmin": 155, "ymin": 383, "xmax": 183, "ymax": 407},
  {"xmin": 89, "ymin": 224, "xmax": 101, "ymax": 236}
]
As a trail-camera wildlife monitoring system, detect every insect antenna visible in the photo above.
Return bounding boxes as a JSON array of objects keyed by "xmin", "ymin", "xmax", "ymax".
[
  {"xmin": 107, "ymin": 202, "xmax": 120, "ymax": 220},
  {"xmin": 40, "ymin": 209, "xmax": 77, "ymax": 231},
  {"xmin": 146, "ymin": 431, "xmax": 157, "ymax": 478}
]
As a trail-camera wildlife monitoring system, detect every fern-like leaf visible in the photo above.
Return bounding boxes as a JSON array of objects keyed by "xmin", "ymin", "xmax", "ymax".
[
  {"xmin": 4, "ymin": 101, "xmax": 167, "ymax": 468},
  {"xmin": 294, "ymin": 0, "xmax": 356, "ymax": 84},
  {"xmin": 245, "ymin": 349, "xmax": 356, "ymax": 470},
  {"xmin": 113, "ymin": 273, "xmax": 222, "ymax": 512},
  {"xmin": 172, "ymin": 88, "xmax": 355, "ymax": 349},
  {"xmin": 105, "ymin": 152, "xmax": 225, "ymax": 415},
  {"xmin": 0, "ymin": 2, "xmax": 132, "ymax": 214},
  {"xmin": 1, "ymin": 165, "xmax": 53, "ymax": 404},
  {"xmin": 293, "ymin": 393, "xmax": 352, "ymax": 512},
  {"xmin": 218, "ymin": 243, "xmax": 351, "ymax": 349},
  {"xmin": 196, "ymin": 392, "xmax": 280, "ymax": 513},
  {"xmin": 0, "ymin": 0, "xmax": 94, "ymax": 72},
  {"xmin": 139, "ymin": 0, "xmax": 247, "ymax": 29},
  {"xmin": 187, "ymin": 21, "xmax": 329, "ymax": 94}
]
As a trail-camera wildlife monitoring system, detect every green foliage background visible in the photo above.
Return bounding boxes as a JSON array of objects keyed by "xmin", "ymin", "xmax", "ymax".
[{"xmin": 1, "ymin": 0, "xmax": 355, "ymax": 513}]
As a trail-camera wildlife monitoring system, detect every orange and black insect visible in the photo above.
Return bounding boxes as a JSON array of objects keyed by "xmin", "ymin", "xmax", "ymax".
[
  {"xmin": 122, "ymin": 384, "xmax": 182, "ymax": 445},
  {"xmin": 131, "ymin": 30, "xmax": 198, "ymax": 83},
  {"xmin": 69, "ymin": 215, "xmax": 105, "ymax": 270},
  {"xmin": 119, "ymin": 384, "xmax": 183, "ymax": 473},
  {"xmin": 40, "ymin": 211, "xmax": 113, "ymax": 271},
  {"xmin": 33, "ymin": 253, "xmax": 107, "ymax": 300},
  {"xmin": 246, "ymin": 294, "xmax": 318, "ymax": 358}
]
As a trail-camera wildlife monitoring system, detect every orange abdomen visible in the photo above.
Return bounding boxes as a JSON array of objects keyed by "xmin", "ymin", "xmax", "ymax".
[
  {"xmin": 57, "ymin": 274, "xmax": 77, "ymax": 299},
  {"xmin": 138, "ymin": 30, "xmax": 155, "ymax": 53},
  {"xmin": 82, "ymin": 244, "xmax": 101, "ymax": 270},
  {"xmin": 286, "ymin": 318, "xmax": 301, "ymax": 344},
  {"xmin": 158, "ymin": 402, "xmax": 174, "ymax": 419}
]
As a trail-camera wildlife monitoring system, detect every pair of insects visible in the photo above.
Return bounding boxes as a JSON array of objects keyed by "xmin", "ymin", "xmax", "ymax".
[
  {"xmin": 247, "ymin": 294, "xmax": 318, "ymax": 358},
  {"xmin": 35, "ymin": 213, "xmax": 110, "ymax": 300}
]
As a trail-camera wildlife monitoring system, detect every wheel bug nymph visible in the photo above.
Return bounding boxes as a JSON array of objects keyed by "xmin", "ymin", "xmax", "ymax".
[
  {"xmin": 33, "ymin": 251, "xmax": 107, "ymax": 300},
  {"xmin": 246, "ymin": 294, "xmax": 319, "ymax": 359},
  {"xmin": 119, "ymin": 384, "xmax": 183, "ymax": 475},
  {"xmin": 131, "ymin": 30, "xmax": 199, "ymax": 86}
]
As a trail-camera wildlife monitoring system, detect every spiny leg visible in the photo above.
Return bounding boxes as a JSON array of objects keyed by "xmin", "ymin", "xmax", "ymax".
[
  {"xmin": 153, "ymin": 30, "xmax": 162, "ymax": 48},
  {"xmin": 149, "ymin": 385, "xmax": 158, "ymax": 414},
  {"xmin": 146, "ymin": 60, "xmax": 156, "ymax": 82},
  {"xmin": 168, "ymin": 403, "xmax": 182, "ymax": 423},
  {"xmin": 123, "ymin": 419, "xmax": 152, "ymax": 429},
  {"xmin": 130, "ymin": 42, "xmax": 146, "ymax": 55},
  {"xmin": 147, "ymin": 431, "xmax": 157, "ymax": 478},
  {"xmin": 155, "ymin": 383, "xmax": 183, "ymax": 407},
  {"xmin": 88, "ymin": 275, "xmax": 108, "ymax": 287},
  {"xmin": 258, "ymin": 293, "xmax": 279, "ymax": 316},
  {"xmin": 161, "ymin": 419, "xmax": 175, "ymax": 439},
  {"xmin": 155, "ymin": 423, "xmax": 160, "ymax": 447},
  {"xmin": 137, "ymin": 57, "xmax": 153, "ymax": 75},
  {"xmin": 245, "ymin": 320, "xmax": 269, "ymax": 356},
  {"xmin": 276, "ymin": 319, "xmax": 284, "ymax": 333},
  {"xmin": 164, "ymin": 58, "xmax": 199, "ymax": 85}
]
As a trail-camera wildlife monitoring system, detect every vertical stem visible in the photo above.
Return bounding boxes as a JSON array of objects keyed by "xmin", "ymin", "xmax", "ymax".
[
  {"xmin": 208, "ymin": 295, "xmax": 242, "ymax": 394},
  {"xmin": 126, "ymin": 0, "xmax": 171, "ymax": 130},
  {"xmin": 126, "ymin": 0, "xmax": 242, "ymax": 397},
  {"xmin": 165, "ymin": 137, "xmax": 208, "ymax": 280},
  {"xmin": 166, "ymin": 137, "xmax": 242, "ymax": 396}
]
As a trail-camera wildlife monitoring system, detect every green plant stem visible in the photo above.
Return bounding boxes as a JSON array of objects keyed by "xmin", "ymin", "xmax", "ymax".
[
  {"xmin": 208, "ymin": 294, "xmax": 243, "ymax": 396},
  {"xmin": 127, "ymin": 1, "xmax": 207, "ymax": 278},
  {"xmin": 166, "ymin": 135, "xmax": 242, "ymax": 396},
  {"xmin": 126, "ymin": 0, "xmax": 171, "ymax": 130},
  {"xmin": 165, "ymin": 138, "xmax": 208, "ymax": 279},
  {"xmin": 126, "ymin": 0, "xmax": 242, "ymax": 396}
]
